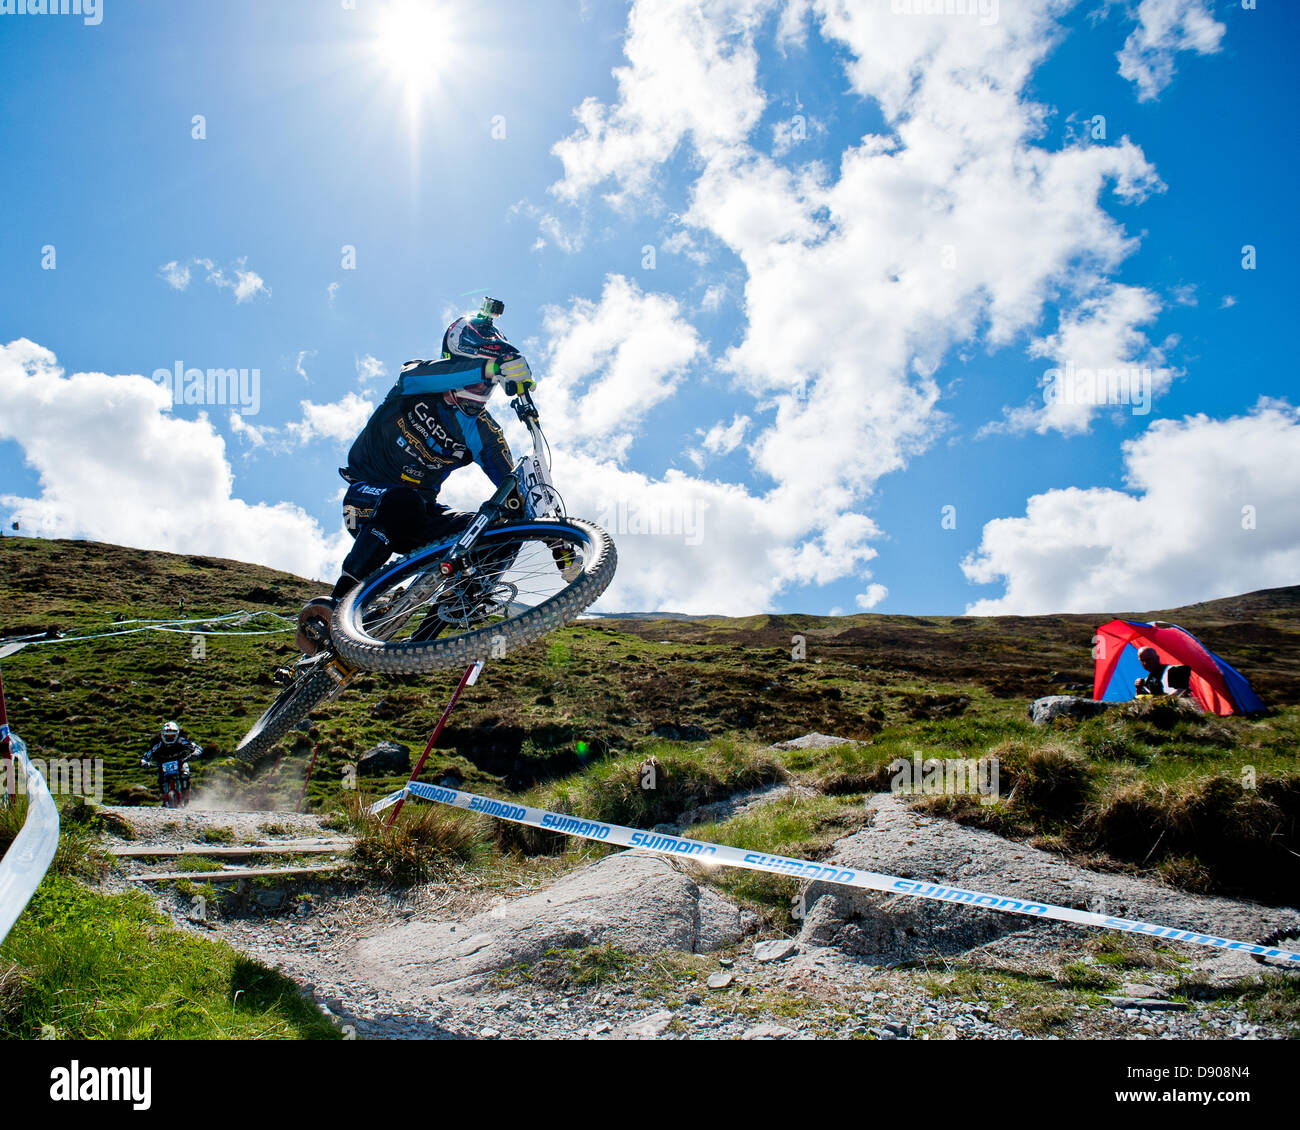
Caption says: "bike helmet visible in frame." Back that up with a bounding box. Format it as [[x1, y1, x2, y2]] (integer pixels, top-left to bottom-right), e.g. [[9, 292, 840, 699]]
[[441, 300, 518, 415], [161, 721, 180, 744], [442, 298, 515, 362]]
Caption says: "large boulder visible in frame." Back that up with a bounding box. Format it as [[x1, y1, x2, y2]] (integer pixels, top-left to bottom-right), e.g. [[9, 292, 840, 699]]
[[1027, 695, 1113, 725], [358, 741, 411, 776], [356, 849, 757, 993], [794, 794, 1300, 977], [770, 733, 858, 750]]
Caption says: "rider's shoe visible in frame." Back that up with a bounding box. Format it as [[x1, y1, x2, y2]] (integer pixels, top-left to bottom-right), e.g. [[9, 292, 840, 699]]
[[296, 596, 338, 656]]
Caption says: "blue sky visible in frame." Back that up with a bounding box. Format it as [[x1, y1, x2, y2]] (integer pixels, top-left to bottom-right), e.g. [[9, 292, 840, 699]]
[[1, 0, 1297, 616]]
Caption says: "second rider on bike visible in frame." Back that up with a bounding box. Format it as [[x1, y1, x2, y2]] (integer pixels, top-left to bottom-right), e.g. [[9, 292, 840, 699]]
[[297, 298, 534, 655]]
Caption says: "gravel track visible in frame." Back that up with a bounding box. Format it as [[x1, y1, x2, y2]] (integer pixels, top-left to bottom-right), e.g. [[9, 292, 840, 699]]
[[94, 792, 1299, 1041]]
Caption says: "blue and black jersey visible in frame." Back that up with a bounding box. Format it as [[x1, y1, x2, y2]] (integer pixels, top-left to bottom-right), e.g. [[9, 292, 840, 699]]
[[344, 357, 515, 494]]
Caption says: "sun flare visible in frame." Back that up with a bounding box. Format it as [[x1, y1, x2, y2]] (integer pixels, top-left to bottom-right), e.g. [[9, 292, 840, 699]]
[[371, 1, 450, 102]]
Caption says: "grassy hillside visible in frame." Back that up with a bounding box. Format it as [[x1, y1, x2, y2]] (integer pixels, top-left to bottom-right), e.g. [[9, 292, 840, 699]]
[[1, 536, 1297, 906]]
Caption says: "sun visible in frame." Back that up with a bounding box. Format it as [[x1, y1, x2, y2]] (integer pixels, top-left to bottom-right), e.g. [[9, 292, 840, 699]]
[[371, 1, 451, 104]]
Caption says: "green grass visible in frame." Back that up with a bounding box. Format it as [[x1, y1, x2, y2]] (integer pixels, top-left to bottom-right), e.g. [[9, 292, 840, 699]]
[[176, 855, 224, 873], [1, 795, 112, 880], [0, 875, 341, 1039], [923, 967, 1087, 1036], [902, 705, 1300, 903], [683, 793, 869, 919], [511, 739, 785, 845], [345, 794, 490, 886], [499, 943, 640, 990]]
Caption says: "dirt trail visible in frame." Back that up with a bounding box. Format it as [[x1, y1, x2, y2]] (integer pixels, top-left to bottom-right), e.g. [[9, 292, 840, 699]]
[[99, 789, 1299, 1041]]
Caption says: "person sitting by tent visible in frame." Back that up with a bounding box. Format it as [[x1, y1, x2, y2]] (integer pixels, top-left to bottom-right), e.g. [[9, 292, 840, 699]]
[[1133, 646, 1192, 699], [1095, 620, 1263, 716]]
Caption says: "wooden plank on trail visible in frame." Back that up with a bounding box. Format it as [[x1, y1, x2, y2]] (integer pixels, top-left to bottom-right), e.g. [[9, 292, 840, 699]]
[[127, 863, 348, 882], [109, 841, 351, 858]]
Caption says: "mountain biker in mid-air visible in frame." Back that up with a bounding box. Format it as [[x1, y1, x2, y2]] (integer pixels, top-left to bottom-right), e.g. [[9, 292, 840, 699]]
[[297, 298, 536, 655], [140, 720, 202, 805]]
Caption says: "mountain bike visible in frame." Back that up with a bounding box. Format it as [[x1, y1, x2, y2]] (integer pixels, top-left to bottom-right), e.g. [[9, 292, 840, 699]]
[[145, 757, 187, 808], [234, 386, 617, 767]]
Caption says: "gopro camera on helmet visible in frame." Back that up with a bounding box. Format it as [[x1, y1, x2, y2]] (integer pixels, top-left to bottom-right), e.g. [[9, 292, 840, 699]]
[[478, 297, 505, 321]]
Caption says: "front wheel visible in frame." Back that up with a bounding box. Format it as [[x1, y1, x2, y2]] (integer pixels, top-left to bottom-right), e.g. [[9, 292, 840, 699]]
[[331, 518, 616, 675]]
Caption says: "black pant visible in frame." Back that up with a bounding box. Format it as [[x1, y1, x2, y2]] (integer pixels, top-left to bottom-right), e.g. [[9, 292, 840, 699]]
[[335, 483, 473, 598]]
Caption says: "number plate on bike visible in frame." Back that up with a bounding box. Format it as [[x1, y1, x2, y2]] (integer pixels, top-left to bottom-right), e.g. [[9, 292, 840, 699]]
[[519, 457, 560, 518], [162, 760, 180, 775]]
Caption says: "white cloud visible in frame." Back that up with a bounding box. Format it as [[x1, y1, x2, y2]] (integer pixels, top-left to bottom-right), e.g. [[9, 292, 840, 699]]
[[226, 392, 374, 453], [687, 413, 750, 470], [510, 199, 586, 254], [284, 392, 375, 446], [961, 402, 1300, 615], [539, 0, 1183, 611], [855, 583, 888, 610], [356, 353, 388, 386], [295, 349, 315, 381], [989, 283, 1176, 435], [230, 262, 269, 304], [158, 260, 191, 291], [701, 413, 749, 457], [547, 454, 851, 616], [1220, 295, 1237, 310], [0, 339, 348, 582], [536, 274, 704, 461], [550, 0, 769, 209], [1117, 0, 1225, 102], [227, 411, 268, 448], [164, 256, 271, 304], [771, 109, 823, 158]]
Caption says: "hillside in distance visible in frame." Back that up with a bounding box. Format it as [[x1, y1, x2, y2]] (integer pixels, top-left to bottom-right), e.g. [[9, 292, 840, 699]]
[[3, 536, 1297, 706], [0, 536, 1296, 813]]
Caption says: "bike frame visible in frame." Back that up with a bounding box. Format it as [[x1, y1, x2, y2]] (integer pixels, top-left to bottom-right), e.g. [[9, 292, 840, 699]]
[[437, 389, 561, 571]]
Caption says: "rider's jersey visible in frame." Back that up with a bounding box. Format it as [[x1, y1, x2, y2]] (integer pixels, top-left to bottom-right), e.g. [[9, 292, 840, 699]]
[[344, 358, 515, 495], [143, 737, 200, 768]]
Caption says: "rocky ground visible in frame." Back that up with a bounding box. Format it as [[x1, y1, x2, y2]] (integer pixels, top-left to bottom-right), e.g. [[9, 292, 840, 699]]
[[97, 748, 1300, 1042]]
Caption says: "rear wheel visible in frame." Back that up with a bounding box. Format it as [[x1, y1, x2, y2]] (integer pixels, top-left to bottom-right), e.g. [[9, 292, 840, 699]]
[[234, 658, 349, 767], [332, 518, 616, 675]]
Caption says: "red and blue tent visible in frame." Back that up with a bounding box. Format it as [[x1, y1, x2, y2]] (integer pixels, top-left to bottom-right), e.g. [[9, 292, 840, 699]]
[[1092, 620, 1264, 716]]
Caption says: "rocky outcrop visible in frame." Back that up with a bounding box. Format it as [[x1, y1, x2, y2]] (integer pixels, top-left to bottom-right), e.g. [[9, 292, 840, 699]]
[[356, 849, 757, 993], [795, 794, 1300, 978], [1027, 695, 1113, 724], [358, 741, 411, 776]]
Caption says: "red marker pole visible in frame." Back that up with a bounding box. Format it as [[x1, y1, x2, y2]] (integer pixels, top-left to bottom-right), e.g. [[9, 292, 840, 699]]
[[0, 657, 12, 801], [296, 743, 321, 814], [385, 660, 482, 828]]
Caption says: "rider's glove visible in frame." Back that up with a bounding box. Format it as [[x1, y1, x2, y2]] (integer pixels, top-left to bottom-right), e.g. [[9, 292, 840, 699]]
[[490, 356, 532, 390]]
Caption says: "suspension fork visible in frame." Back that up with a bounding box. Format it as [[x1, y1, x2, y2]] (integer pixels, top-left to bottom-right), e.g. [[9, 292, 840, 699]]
[[438, 476, 525, 574]]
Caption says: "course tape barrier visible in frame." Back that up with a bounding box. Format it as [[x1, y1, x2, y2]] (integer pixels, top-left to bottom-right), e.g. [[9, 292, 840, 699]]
[[369, 781, 1300, 966], [0, 733, 60, 945], [0, 609, 295, 653]]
